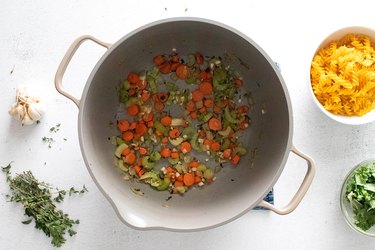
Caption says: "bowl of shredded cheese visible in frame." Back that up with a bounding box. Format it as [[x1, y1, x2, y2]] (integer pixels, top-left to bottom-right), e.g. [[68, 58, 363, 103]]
[[310, 26, 375, 125]]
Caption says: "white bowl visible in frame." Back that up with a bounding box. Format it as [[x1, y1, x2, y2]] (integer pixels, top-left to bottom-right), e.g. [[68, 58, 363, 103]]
[[309, 26, 375, 125]]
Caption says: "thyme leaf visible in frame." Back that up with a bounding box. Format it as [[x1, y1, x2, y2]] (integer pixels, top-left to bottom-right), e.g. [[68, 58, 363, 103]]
[[1, 163, 87, 247]]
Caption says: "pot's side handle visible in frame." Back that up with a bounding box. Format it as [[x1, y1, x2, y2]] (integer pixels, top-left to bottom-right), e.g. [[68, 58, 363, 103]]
[[54, 35, 111, 108], [257, 145, 316, 215]]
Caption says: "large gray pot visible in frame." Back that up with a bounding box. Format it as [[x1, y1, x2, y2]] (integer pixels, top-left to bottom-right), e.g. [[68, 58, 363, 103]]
[[55, 17, 315, 231]]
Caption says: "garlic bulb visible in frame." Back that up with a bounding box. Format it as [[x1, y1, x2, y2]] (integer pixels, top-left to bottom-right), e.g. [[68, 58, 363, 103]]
[[8, 85, 45, 125]]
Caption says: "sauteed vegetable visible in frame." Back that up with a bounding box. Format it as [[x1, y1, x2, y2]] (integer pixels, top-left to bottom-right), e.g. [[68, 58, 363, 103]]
[[113, 51, 251, 194]]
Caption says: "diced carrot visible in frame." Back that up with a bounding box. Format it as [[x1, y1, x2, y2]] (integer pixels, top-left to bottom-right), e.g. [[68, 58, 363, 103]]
[[190, 111, 197, 120], [194, 176, 202, 184], [183, 173, 195, 186], [154, 100, 165, 112], [223, 148, 232, 159], [170, 62, 179, 72], [185, 101, 196, 112], [137, 168, 145, 177], [199, 71, 212, 81], [199, 129, 206, 137], [203, 99, 214, 108], [176, 64, 190, 80], [165, 166, 175, 173], [139, 147, 147, 155], [134, 165, 142, 174], [122, 131, 134, 142], [191, 89, 204, 102], [203, 139, 213, 147], [157, 92, 169, 103], [160, 148, 171, 158], [171, 54, 180, 63], [210, 141, 221, 152], [198, 107, 206, 113], [174, 180, 184, 187], [208, 117, 222, 131], [169, 128, 180, 139], [195, 52, 204, 65], [129, 122, 137, 130], [117, 119, 130, 132], [127, 72, 140, 84], [180, 141, 192, 154], [126, 104, 140, 116], [159, 61, 171, 74], [155, 130, 163, 137], [135, 123, 147, 136], [199, 81, 213, 95], [140, 90, 151, 102], [161, 137, 169, 144], [213, 105, 221, 114], [128, 88, 136, 96], [236, 105, 249, 114], [170, 151, 180, 159], [239, 121, 249, 130], [147, 120, 154, 128], [124, 152, 136, 165], [121, 147, 131, 156], [176, 174, 183, 182], [142, 113, 153, 122], [231, 154, 241, 165], [188, 161, 200, 168], [235, 79, 244, 88], [153, 55, 166, 66], [137, 79, 147, 90], [161, 115, 172, 126]]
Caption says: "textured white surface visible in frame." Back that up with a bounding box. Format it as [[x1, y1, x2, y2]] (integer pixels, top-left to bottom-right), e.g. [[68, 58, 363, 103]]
[[1, 0, 375, 249]]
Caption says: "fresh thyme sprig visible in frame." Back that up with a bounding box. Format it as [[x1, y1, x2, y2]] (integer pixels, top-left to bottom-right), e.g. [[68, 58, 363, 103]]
[[2, 163, 87, 247]]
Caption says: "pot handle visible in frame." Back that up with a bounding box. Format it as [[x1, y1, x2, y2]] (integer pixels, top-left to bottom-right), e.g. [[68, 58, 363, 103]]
[[54, 35, 111, 107], [257, 145, 316, 215]]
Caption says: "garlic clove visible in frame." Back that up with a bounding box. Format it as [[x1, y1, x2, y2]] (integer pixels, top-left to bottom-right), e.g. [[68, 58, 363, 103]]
[[27, 103, 43, 121], [14, 104, 26, 121], [21, 113, 34, 125]]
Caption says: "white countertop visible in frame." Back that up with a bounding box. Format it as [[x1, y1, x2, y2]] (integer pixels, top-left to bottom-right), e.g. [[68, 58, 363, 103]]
[[2, 0, 375, 249]]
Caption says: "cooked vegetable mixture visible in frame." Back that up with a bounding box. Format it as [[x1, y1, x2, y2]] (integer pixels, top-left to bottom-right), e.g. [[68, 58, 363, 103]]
[[114, 51, 251, 194], [345, 161, 375, 231]]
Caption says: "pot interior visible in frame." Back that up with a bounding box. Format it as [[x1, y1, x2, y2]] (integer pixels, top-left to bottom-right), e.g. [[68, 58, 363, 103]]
[[78, 18, 292, 230]]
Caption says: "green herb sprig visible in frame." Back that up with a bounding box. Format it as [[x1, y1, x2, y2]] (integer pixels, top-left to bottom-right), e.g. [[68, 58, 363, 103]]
[[2, 163, 87, 247], [346, 161, 375, 231]]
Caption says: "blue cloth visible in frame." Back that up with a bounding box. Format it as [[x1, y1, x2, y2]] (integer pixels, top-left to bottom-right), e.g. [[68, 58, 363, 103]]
[[253, 189, 274, 210]]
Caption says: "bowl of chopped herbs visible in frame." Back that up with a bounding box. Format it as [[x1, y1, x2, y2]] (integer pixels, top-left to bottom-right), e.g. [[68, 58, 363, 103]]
[[341, 159, 375, 236]]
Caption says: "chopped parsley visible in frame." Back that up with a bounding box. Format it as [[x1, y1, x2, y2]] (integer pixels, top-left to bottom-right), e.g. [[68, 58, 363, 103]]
[[345, 161, 375, 231]]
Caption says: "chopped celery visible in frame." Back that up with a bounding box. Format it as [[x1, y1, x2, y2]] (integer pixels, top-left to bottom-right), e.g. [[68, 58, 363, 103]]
[[186, 54, 196, 67], [220, 138, 230, 151], [199, 112, 213, 123], [156, 177, 171, 191], [233, 145, 247, 156], [168, 158, 180, 165], [197, 164, 207, 172], [115, 143, 128, 158], [190, 133, 202, 152], [224, 106, 240, 124], [203, 168, 214, 179], [141, 156, 155, 170], [166, 82, 178, 92], [117, 159, 129, 172], [154, 120, 167, 134], [149, 79, 157, 93], [169, 137, 183, 146], [149, 151, 161, 161]]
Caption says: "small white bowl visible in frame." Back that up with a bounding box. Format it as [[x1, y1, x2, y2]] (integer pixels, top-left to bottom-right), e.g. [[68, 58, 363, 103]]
[[340, 159, 375, 236], [309, 26, 375, 125]]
